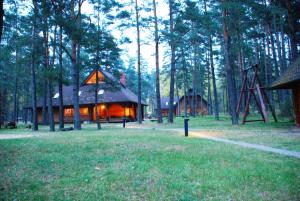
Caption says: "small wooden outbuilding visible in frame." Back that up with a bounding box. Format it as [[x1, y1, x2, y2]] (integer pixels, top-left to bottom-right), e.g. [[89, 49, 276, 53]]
[[157, 89, 209, 117], [269, 57, 300, 126]]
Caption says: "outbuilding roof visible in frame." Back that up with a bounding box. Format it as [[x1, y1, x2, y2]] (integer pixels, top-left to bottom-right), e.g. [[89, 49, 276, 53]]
[[269, 56, 300, 89]]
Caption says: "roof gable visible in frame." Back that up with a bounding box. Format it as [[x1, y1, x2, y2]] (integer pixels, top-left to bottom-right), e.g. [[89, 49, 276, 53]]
[[82, 70, 105, 85]]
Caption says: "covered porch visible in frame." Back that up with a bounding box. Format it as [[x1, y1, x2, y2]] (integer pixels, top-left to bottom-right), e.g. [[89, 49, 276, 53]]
[[50, 102, 141, 123]]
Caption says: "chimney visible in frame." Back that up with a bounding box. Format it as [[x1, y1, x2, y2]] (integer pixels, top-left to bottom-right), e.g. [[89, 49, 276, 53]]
[[120, 73, 126, 86]]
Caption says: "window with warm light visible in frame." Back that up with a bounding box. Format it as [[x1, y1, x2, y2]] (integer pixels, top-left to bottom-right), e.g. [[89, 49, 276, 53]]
[[125, 108, 130, 116], [86, 71, 105, 84], [64, 108, 74, 116], [79, 108, 89, 115]]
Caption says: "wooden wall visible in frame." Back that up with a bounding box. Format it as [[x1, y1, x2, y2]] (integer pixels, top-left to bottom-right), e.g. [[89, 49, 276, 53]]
[[160, 96, 208, 117], [293, 82, 300, 126], [178, 95, 208, 116]]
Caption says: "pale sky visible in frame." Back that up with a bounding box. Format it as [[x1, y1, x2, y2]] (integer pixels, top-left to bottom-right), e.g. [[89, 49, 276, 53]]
[[4, 0, 170, 72], [82, 0, 170, 72]]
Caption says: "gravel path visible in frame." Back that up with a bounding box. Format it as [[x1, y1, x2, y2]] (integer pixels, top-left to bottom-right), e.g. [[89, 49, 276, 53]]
[[189, 131, 300, 159], [0, 134, 37, 139], [127, 126, 300, 159]]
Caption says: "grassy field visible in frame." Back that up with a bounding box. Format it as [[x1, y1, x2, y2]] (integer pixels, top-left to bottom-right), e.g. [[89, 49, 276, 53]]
[[0, 125, 300, 201], [144, 115, 295, 131]]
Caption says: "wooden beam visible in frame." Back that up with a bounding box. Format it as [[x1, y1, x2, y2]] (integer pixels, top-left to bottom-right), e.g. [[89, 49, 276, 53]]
[[256, 84, 268, 122], [236, 71, 247, 114]]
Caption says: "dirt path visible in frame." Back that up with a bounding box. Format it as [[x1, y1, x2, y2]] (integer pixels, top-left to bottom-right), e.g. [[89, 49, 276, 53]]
[[188, 131, 300, 159], [127, 126, 300, 159], [0, 134, 37, 139]]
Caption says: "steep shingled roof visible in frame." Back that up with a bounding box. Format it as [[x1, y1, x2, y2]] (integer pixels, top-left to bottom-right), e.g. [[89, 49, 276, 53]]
[[160, 97, 180, 110], [35, 69, 146, 108], [159, 89, 209, 110], [269, 56, 300, 89]]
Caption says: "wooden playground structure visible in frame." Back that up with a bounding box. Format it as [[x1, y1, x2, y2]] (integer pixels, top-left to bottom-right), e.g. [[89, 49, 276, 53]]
[[236, 64, 277, 124]]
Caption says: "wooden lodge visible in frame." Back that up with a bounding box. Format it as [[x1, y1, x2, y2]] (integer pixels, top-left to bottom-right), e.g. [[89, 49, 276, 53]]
[[270, 56, 300, 126], [158, 89, 209, 117], [31, 69, 146, 123]]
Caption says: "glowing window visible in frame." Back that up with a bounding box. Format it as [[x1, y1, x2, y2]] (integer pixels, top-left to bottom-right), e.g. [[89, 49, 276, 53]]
[[79, 108, 89, 115], [53, 93, 59, 98], [78, 91, 82, 96], [166, 102, 168, 106], [98, 89, 104, 95], [125, 108, 130, 116], [86, 71, 105, 84], [64, 108, 74, 116]]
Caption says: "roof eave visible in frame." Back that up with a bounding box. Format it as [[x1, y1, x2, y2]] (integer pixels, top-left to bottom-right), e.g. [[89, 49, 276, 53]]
[[269, 79, 300, 90]]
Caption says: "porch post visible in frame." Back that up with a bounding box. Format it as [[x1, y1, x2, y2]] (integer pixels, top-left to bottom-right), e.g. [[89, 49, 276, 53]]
[[293, 84, 300, 126], [106, 104, 110, 123], [88, 106, 93, 122], [142, 105, 144, 120], [24, 108, 28, 124], [30, 108, 33, 123]]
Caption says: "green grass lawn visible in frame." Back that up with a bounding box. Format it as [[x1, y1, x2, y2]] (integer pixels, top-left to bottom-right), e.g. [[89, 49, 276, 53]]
[[134, 115, 300, 152], [145, 115, 295, 131], [0, 126, 300, 201]]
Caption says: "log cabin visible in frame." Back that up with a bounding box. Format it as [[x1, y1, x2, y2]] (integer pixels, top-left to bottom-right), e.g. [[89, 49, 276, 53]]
[[158, 89, 209, 117], [159, 96, 179, 117], [269, 56, 300, 126], [29, 69, 146, 123]]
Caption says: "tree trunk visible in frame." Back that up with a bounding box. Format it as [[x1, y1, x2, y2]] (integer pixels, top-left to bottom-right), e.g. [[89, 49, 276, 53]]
[[31, 0, 38, 131], [71, 0, 81, 130], [42, 81, 48, 125], [265, 29, 274, 105], [286, 1, 298, 62], [280, 23, 287, 72], [182, 47, 187, 118], [274, 17, 286, 103], [58, 25, 64, 129], [95, 70, 101, 129], [280, 22, 290, 102], [42, 4, 55, 131], [267, 23, 279, 79], [47, 81, 55, 131], [175, 75, 180, 116], [274, 18, 283, 73], [13, 47, 19, 122], [192, 43, 197, 117], [204, 0, 219, 119], [222, 1, 238, 125], [95, 3, 101, 129], [207, 53, 212, 115], [0, 0, 3, 43], [208, 36, 219, 120], [153, 0, 162, 123], [0, 89, 2, 128], [71, 41, 81, 129], [168, 0, 175, 123], [135, 0, 142, 124]]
